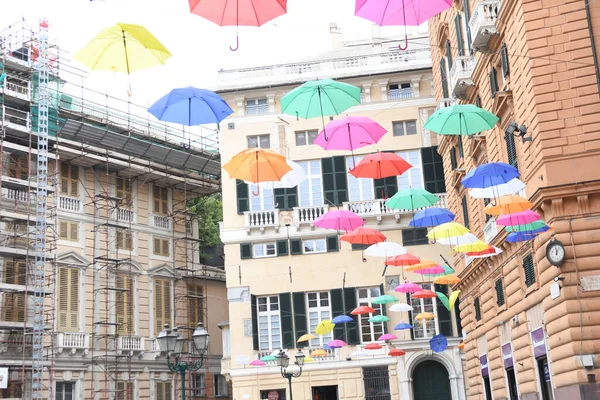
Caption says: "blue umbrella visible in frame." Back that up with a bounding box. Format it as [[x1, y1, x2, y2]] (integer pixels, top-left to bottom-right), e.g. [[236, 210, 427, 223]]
[[505, 225, 550, 235], [410, 207, 455, 228], [148, 86, 233, 126], [430, 334, 448, 353], [394, 322, 413, 330], [507, 232, 539, 243], [461, 162, 520, 189], [332, 315, 353, 324]]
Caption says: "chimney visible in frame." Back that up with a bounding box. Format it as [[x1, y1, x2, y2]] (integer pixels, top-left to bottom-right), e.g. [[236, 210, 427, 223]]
[[330, 22, 344, 49]]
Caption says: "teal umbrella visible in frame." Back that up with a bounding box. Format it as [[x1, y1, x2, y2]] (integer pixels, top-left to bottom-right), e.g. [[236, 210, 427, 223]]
[[505, 220, 547, 233], [368, 315, 390, 323], [385, 188, 439, 211], [372, 295, 399, 305], [424, 104, 499, 136], [260, 355, 276, 362], [280, 79, 361, 140]]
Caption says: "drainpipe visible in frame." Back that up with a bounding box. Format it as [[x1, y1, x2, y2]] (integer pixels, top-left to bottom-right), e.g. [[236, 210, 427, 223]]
[[584, 0, 600, 92]]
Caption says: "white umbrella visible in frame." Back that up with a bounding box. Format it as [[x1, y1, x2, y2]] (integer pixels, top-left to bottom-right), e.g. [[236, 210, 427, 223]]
[[389, 303, 413, 312], [437, 233, 480, 246], [365, 242, 407, 258], [244, 159, 306, 189], [469, 178, 526, 199]]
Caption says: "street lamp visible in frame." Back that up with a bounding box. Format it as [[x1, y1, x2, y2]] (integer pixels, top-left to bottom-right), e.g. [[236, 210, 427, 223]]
[[275, 349, 305, 400], [157, 323, 210, 400]]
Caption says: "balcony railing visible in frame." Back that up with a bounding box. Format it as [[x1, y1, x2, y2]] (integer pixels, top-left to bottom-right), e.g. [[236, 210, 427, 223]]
[[243, 210, 279, 231], [293, 205, 328, 227], [343, 194, 447, 220], [4, 77, 31, 101], [245, 104, 269, 115], [437, 98, 457, 110], [483, 218, 499, 243], [117, 335, 145, 353], [1, 106, 30, 132], [469, 0, 501, 49], [388, 88, 413, 100], [307, 346, 337, 361], [56, 332, 89, 354], [153, 215, 171, 230], [450, 56, 476, 99], [58, 196, 82, 213], [115, 207, 135, 223], [2, 187, 31, 204]]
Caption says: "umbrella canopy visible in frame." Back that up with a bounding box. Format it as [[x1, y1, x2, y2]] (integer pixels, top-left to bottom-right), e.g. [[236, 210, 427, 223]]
[[245, 159, 307, 190], [385, 188, 439, 211], [434, 274, 461, 285], [394, 322, 413, 330], [314, 116, 386, 151], [351, 306, 376, 315], [327, 339, 347, 348], [260, 355, 276, 362], [369, 315, 391, 323], [372, 295, 399, 305], [249, 359, 266, 366], [485, 196, 533, 216], [340, 227, 386, 245], [310, 349, 328, 357], [469, 178, 526, 199], [505, 220, 548, 233], [410, 207, 455, 228], [189, 0, 287, 26], [297, 333, 317, 343], [412, 290, 437, 299], [148, 87, 233, 125], [427, 222, 470, 240], [458, 342, 465, 350], [507, 232, 539, 243], [394, 282, 422, 293], [462, 162, 520, 189], [223, 148, 291, 183], [313, 210, 365, 232], [424, 104, 499, 136], [355, 0, 452, 26], [378, 333, 397, 341], [389, 349, 406, 357], [404, 259, 438, 272], [454, 241, 490, 253], [414, 266, 446, 275], [315, 320, 335, 335], [74, 23, 171, 74], [332, 315, 354, 324], [466, 246, 503, 258], [386, 253, 421, 268], [365, 242, 407, 258], [349, 152, 412, 179], [415, 312, 436, 320], [436, 233, 480, 247], [430, 334, 448, 353], [496, 210, 542, 226], [364, 343, 383, 350], [304, 356, 315, 363], [389, 303, 413, 312]]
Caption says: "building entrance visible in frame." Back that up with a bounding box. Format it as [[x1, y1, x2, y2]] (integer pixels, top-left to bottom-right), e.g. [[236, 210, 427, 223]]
[[412, 360, 451, 400], [312, 385, 338, 400]]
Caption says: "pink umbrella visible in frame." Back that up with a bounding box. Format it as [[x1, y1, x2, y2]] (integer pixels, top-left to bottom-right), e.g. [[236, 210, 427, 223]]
[[313, 210, 365, 232], [249, 360, 266, 366], [327, 339, 347, 348], [413, 266, 446, 275], [496, 210, 542, 226], [314, 116, 386, 151], [378, 333, 397, 341], [395, 282, 421, 293]]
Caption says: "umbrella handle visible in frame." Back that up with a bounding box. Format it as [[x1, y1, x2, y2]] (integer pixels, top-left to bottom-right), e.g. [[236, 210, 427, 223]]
[[252, 186, 260, 196], [398, 34, 409, 50], [230, 35, 239, 51], [382, 264, 388, 277]]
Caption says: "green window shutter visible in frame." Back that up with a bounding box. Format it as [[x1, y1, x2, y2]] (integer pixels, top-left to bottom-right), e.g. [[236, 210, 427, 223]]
[[276, 240, 289, 256], [251, 295, 259, 351], [450, 147, 457, 170], [455, 14, 464, 56], [505, 130, 519, 171], [495, 279, 505, 306], [457, 135, 464, 159], [290, 239, 302, 255], [475, 94, 481, 108], [440, 59, 449, 98], [321, 156, 348, 206], [240, 243, 252, 259], [344, 288, 360, 345], [402, 229, 429, 246], [454, 297, 463, 338], [464, 0, 472, 53], [326, 236, 339, 252], [407, 294, 415, 340], [490, 68, 498, 98], [374, 176, 398, 199], [501, 43, 510, 78], [274, 187, 298, 211], [379, 284, 388, 334], [523, 254, 536, 287], [351, 243, 369, 251], [330, 289, 347, 342], [461, 196, 470, 229], [446, 39, 453, 68], [435, 284, 453, 336], [292, 292, 308, 348], [474, 297, 482, 321], [236, 180, 249, 214], [421, 146, 446, 194], [279, 293, 294, 349]]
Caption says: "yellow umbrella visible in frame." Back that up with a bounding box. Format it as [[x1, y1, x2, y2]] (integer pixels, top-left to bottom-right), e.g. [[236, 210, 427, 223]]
[[485, 195, 533, 216], [454, 240, 490, 252], [310, 349, 328, 357], [433, 274, 461, 285], [315, 320, 335, 335], [297, 333, 317, 343], [304, 356, 315, 363], [75, 23, 171, 74], [415, 312, 436, 320], [427, 222, 470, 240]]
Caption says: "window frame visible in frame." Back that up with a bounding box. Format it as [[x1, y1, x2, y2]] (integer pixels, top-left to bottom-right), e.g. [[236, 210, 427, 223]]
[[153, 236, 171, 258], [392, 120, 418, 136], [246, 133, 271, 149], [57, 266, 80, 332], [302, 239, 327, 254], [356, 287, 385, 343], [346, 155, 375, 202], [193, 373, 206, 397], [245, 98, 268, 115], [297, 160, 324, 207], [249, 184, 274, 211], [397, 150, 424, 190], [253, 243, 276, 258], [388, 82, 412, 100], [410, 283, 439, 339], [306, 291, 333, 347], [294, 130, 318, 146], [154, 278, 172, 335], [115, 274, 135, 335], [58, 220, 80, 242], [60, 163, 79, 197], [152, 185, 169, 216], [257, 295, 281, 351], [55, 382, 75, 400], [155, 381, 172, 400], [214, 374, 228, 397]]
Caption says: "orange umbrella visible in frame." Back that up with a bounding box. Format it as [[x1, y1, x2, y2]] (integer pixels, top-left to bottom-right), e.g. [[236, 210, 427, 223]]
[[412, 290, 437, 299], [349, 152, 412, 180], [222, 148, 292, 184], [415, 312, 436, 320], [340, 227, 386, 245], [351, 305, 376, 315], [364, 343, 382, 350], [386, 253, 420, 267], [485, 195, 532, 216], [310, 349, 328, 357], [433, 274, 461, 285], [404, 259, 438, 272], [458, 342, 465, 350]]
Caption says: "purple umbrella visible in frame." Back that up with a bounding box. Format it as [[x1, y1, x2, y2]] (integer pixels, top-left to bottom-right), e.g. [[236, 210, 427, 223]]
[[313, 210, 365, 232]]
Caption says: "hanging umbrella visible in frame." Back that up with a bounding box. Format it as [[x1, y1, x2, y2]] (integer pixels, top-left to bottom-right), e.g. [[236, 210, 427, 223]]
[[410, 207, 455, 228], [414, 266, 446, 275], [340, 227, 386, 245], [394, 282, 421, 293], [496, 210, 542, 226], [469, 178, 526, 199], [434, 274, 461, 285], [297, 333, 317, 343], [313, 210, 365, 232], [389, 349, 406, 357], [394, 322, 413, 330], [351, 306, 376, 315], [485, 196, 533, 216], [436, 232, 480, 247], [249, 359, 266, 366], [415, 312, 436, 320], [372, 295, 399, 305], [430, 334, 448, 353], [412, 290, 437, 299], [364, 343, 383, 350], [281, 79, 361, 141], [436, 292, 450, 311], [458, 342, 465, 350], [314, 116, 387, 152], [315, 320, 335, 335], [386, 253, 421, 268], [507, 232, 542, 243], [327, 339, 347, 348], [389, 303, 413, 312], [222, 148, 291, 185], [462, 163, 520, 189], [385, 188, 439, 211], [244, 159, 307, 190], [260, 355, 276, 362], [427, 222, 470, 241], [454, 241, 490, 253], [189, 0, 287, 51], [404, 259, 438, 272], [379, 333, 397, 341], [449, 291, 461, 310], [505, 220, 548, 233], [349, 152, 412, 180], [424, 104, 499, 136], [466, 246, 502, 258], [304, 356, 315, 363], [310, 349, 328, 357], [332, 315, 353, 324], [365, 242, 407, 258], [148, 87, 233, 125], [369, 315, 391, 323]]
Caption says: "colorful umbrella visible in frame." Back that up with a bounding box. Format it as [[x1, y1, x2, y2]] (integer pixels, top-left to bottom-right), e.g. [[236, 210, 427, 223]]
[[394, 282, 421, 293], [505, 220, 547, 233], [327, 339, 347, 348], [485, 196, 533, 216], [462, 162, 520, 189], [148, 87, 233, 126], [372, 295, 399, 305], [507, 232, 541, 243], [340, 227, 386, 245], [378, 333, 397, 341], [389, 349, 406, 356], [310, 349, 328, 357], [297, 333, 317, 343], [404, 259, 438, 272], [458, 342, 465, 350], [189, 0, 287, 50], [365, 242, 407, 258], [314, 116, 386, 151], [369, 315, 390, 323], [281, 79, 361, 140], [351, 306, 376, 315], [260, 355, 276, 362], [385, 188, 439, 211], [469, 178, 526, 199], [410, 207, 455, 228], [466, 246, 502, 258], [434, 274, 461, 285], [349, 152, 412, 180], [424, 104, 499, 136], [249, 359, 266, 366], [415, 312, 436, 320], [496, 210, 542, 226], [394, 322, 413, 330], [454, 241, 490, 252], [304, 356, 315, 363], [313, 210, 365, 232], [412, 290, 437, 299], [386, 253, 421, 268], [223, 148, 292, 185], [436, 292, 450, 311], [364, 343, 382, 350], [244, 159, 306, 190], [389, 303, 413, 312], [315, 320, 335, 335], [430, 334, 448, 353], [427, 222, 470, 241], [437, 233, 480, 247], [449, 291, 461, 310], [412, 266, 446, 275], [332, 315, 353, 324]]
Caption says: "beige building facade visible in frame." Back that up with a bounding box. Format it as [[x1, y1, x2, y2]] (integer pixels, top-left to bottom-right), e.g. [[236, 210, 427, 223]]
[[217, 27, 467, 400], [428, 0, 600, 399]]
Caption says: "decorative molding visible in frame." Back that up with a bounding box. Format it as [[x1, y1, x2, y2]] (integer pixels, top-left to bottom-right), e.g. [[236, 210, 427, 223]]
[[577, 194, 590, 215]]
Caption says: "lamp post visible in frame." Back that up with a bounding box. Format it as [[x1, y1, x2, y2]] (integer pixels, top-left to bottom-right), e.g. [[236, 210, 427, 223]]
[[157, 323, 210, 400], [275, 349, 305, 400]]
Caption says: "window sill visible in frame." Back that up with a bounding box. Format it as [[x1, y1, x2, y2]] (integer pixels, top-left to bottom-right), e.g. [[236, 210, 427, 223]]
[[524, 283, 539, 297], [496, 303, 507, 314]]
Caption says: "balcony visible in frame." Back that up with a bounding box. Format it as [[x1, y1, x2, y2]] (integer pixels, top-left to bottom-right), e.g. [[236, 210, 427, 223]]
[[1, 106, 30, 133], [56, 332, 89, 355], [243, 210, 279, 233], [483, 218, 499, 243], [388, 88, 413, 100], [437, 98, 457, 110], [117, 335, 145, 354], [152, 215, 171, 230], [450, 56, 476, 99], [469, 0, 501, 50], [3, 77, 31, 103], [293, 205, 328, 228], [115, 207, 135, 224], [343, 194, 447, 223], [58, 196, 82, 213]]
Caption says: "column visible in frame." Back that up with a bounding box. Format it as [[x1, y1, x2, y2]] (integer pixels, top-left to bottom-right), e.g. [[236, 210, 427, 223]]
[[266, 94, 276, 113], [360, 81, 372, 103], [235, 97, 245, 117], [378, 79, 389, 101], [411, 78, 421, 97]]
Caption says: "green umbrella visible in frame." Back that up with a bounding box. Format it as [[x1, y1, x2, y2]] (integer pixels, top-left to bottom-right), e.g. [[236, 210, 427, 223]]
[[372, 295, 399, 305], [385, 188, 439, 211], [424, 104, 499, 136], [368, 315, 390, 323], [505, 220, 547, 233], [280, 79, 361, 140], [260, 355, 276, 362]]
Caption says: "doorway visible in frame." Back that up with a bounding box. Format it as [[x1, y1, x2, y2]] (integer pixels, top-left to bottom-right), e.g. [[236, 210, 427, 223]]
[[412, 360, 451, 400], [537, 356, 554, 400], [312, 385, 338, 400]]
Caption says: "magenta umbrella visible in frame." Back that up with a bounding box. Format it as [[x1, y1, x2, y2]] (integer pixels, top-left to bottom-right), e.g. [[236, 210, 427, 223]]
[[413, 265, 446, 275], [355, 0, 452, 49], [496, 210, 542, 226], [314, 116, 387, 151], [249, 360, 266, 366], [395, 282, 421, 293], [313, 210, 365, 232], [327, 339, 347, 348], [378, 333, 398, 341]]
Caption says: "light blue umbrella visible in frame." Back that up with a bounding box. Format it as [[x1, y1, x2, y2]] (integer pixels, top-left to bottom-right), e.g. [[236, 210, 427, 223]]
[[410, 207, 455, 227], [461, 162, 520, 189], [332, 315, 353, 324], [394, 322, 413, 330]]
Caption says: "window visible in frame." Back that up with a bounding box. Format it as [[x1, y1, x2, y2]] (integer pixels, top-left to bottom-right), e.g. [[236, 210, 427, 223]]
[[156, 381, 172, 400], [490, 67, 499, 98], [321, 156, 348, 206], [462, 196, 470, 229], [307, 292, 333, 346], [475, 94, 482, 108], [260, 389, 286, 400], [392, 120, 417, 136], [495, 278, 505, 306], [457, 135, 464, 159], [116, 177, 132, 207], [116, 275, 133, 335], [446, 39, 453, 68], [60, 163, 79, 197], [295, 130, 318, 146], [455, 13, 465, 56], [450, 147, 458, 170], [347, 156, 374, 202], [153, 185, 169, 216], [501, 43, 510, 78], [57, 267, 79, 331], [421, 146, 446, 194], [483, 198, 492, 222], [56, 382, 74, 400], [154, 279, 171, 335], [247, 134, 270, 149], [303, 239, 326, 254], [410, 283, 437, 339], [8, 155, 28, 180], [474, 297, 482, 321], [363, 366, 391, 400], [116, 381, 133, 400], [153, 237, 170, 257], [357, 287, 385, 343], [249, 184, 274, 211], [59, 220, 79, 242], [523, 254, 536, 287], [274, 187, 298, 210], [116, 230, 132, 250], [257, 296, 281, 350], [245, 98, 268, 115], [464, 0, 472, 54], [440, 58, 450, 98], [188, 283, 204, 334], [397, 150, 423, 190], [214, 374, 228, 397], [505, 130, 519, 171], [253, 243, 276, 258], [193, 373, 205, 397], [298, 160, 323, 207], [402, 228, 428, 246], [3, 261, 26, 322], [236, 180, 250, 213], [388, 83, 412, 99], [351, 243, 369, 251]]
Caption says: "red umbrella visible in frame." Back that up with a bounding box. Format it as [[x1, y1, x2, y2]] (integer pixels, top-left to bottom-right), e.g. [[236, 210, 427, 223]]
[[349, 152, 412, 181], [340, 227, 386, 245], [386, 253, 420, 267], [189, 0, 287, 50], [365, 343, 383, 350], [412, 290, 437, 299], [351, 306, 376, 315], [389, 349, 406, 357]]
